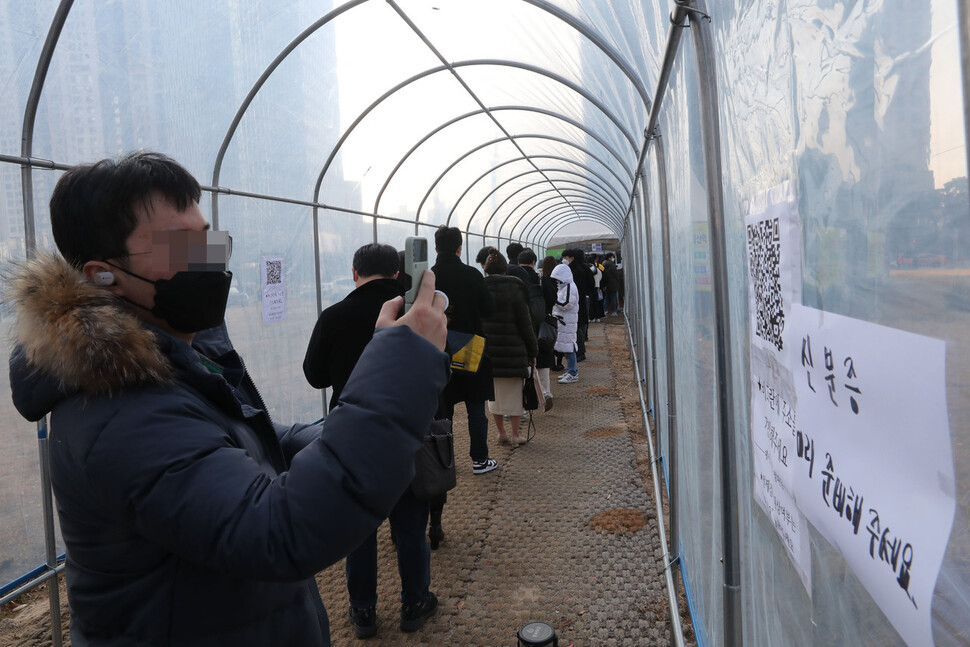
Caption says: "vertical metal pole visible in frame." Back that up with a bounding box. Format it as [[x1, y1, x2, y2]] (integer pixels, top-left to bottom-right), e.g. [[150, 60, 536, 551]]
[[654, 134, 681, 564], [37, 419, 63, 647], [20, 4, 73, 645], [688, 2, 742, 645], [640, 172, 663, 468], [635, 197, 648, 390], [21, 0, 75, 258], [959, 0, 970, 181], [312, 205, 327, 418], [629, 194, 643, 369]]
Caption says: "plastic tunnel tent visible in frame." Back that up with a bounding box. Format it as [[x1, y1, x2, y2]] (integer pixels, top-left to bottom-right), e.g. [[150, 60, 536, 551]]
[[0, 0, 969, 645]]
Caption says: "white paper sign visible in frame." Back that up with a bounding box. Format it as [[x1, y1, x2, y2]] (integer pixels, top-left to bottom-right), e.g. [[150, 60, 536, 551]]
[[745, 182, 811, 588], [785, 305, 954, 647], [750, 345, 812, 590], [260, 255, 286, 324]]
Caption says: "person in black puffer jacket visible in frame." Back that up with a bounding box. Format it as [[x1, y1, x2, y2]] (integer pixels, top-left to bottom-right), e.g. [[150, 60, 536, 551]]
[[481, 250, 538, 446]]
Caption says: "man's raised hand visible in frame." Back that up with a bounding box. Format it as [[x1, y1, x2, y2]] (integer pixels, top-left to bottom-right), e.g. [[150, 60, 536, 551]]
[[375, 270, 448, 350]]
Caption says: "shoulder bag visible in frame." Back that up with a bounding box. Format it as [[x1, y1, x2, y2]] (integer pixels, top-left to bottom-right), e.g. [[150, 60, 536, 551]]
[[522, 365, 541, 411], [447, 330, 486, 374], [411, 418, 457, 500], [537, 314, 558, 353]]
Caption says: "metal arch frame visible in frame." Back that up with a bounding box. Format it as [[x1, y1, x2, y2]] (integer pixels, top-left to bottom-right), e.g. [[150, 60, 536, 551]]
[[528, 201, 624, 242], [210, 0, 369, 228], [495, 193, 612, 243], [652, 133, 681, 588], [493, 186, 623, 243], [519, 0, 652, 112], [491, 191, 622, 241], [312, 58, 642, 211], [533, 213, 622, 248], [534, 213, 620, 247], [499, 194, 584, 242], [525, 202, 615, 243], [386, 0, 650, 231], [474, 142, 629, 232], [687, 3, 741, 644], [376, 105, 636, 216], [206, 0, 655, 267], [411, 131, 625, 230], [477, 173, 627, 227], [17, 1, 74, 644], [466, 161, 627, 232], [205, 0, 656, 232], [387, 1, 578, 230], [447, 154, 630, 230], [533, 204, 617, 238], [505, 191, 623, 239], [525, 196, 623, 233], [506, 184, 621, 243], [504, 168, 629, 241]]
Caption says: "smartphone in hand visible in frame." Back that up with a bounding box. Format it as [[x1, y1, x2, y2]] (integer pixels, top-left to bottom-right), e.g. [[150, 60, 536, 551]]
[[403, 236, 428, 313]]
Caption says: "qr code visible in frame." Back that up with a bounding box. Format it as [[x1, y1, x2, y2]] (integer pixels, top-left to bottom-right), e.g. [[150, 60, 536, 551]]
[[266, 260, 282, 285], [747, 217, 784, 351]]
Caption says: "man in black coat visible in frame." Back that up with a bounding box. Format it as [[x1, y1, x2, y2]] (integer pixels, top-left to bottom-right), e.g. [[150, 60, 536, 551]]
[[518, 249, 554, 411], [304, 245, 405, 411], [431, 226, 497, 475], [601, 252, 621, 316], [303, 243, 438, 638], [506, 241, 529, 283]]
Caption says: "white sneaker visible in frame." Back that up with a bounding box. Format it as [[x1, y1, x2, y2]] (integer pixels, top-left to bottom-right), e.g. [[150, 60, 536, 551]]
[[472, 458, 498, 474], [558, 373, 579, 384]]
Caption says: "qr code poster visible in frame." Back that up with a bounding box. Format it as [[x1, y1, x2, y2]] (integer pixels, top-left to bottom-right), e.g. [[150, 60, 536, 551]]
[[744, 181, 801, 353], [261, 255, 286, 324]]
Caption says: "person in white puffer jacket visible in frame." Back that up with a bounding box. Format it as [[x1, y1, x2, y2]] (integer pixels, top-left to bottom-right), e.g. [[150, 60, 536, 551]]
[[551, 263, 580, 383]]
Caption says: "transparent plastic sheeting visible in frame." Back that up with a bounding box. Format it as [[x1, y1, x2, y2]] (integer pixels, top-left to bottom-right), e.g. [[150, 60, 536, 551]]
[[635, 1, 968, 645], [0, 1, 968, 646]]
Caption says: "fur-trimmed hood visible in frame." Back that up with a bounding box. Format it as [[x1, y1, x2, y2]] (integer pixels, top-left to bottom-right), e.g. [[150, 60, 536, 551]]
[[7, 253, 173, 419]]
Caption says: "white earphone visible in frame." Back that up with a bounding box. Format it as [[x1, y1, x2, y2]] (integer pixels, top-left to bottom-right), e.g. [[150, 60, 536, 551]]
[[93, 271, 116, 286]]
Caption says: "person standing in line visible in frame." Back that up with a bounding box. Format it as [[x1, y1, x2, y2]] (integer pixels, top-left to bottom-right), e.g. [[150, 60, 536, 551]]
[[7, 152, 449, 647], [432, 227, 496, 475], [562, 249, 594, 362], [505, 241, 529, 283], [541, 255, 564, 372], [475, 245, 494, 268], [519, 249, 554, 411], [589, 253, 605, 322], [481, 250, 538, 445], [552, 263, 580, 383], [602, 252, 621, 316], [427, 227, 497, 551], [303, 243, 438, 638]]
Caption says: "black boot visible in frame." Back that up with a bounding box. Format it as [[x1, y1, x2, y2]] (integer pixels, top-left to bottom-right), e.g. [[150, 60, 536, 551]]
[[428, 508, 444, 550]]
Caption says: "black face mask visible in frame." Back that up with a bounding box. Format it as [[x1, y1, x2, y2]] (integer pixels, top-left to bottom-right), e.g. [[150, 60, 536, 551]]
[[107, 263, 233, 333]]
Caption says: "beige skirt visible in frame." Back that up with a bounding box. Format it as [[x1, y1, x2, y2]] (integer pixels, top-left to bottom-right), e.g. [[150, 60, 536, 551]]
[[488, 377, 525, 416]]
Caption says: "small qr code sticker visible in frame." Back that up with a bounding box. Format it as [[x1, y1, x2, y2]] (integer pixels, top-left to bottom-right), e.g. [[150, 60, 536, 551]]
[[266, 260, 282, 285], [747, 217, 784, 351]]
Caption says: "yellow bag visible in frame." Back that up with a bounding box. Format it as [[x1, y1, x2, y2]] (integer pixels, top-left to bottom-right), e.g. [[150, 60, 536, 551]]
[[448, 331, 486, 373]]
